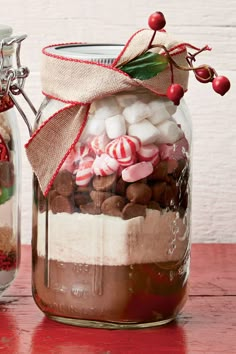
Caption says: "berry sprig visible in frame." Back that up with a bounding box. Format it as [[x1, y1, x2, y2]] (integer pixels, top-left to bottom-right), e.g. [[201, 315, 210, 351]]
[[147, 11, 231, 105]]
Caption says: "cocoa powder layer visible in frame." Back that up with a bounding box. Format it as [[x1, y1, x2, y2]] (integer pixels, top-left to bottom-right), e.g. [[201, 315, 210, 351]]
[[33, 256, 188, 323]]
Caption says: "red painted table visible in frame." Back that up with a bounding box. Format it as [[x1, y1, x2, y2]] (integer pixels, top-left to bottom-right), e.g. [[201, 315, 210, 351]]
[[0, 244, 236, 354]]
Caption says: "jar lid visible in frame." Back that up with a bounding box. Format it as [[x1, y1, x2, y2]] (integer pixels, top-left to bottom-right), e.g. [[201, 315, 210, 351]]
[[0, 24, 13, 41], [47, 44, 124, 65]]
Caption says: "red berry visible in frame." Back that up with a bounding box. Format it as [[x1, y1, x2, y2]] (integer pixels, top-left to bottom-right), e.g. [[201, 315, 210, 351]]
[[194, 66, 214, 83], [148, 12, 166, 31], [166, 84, 184, 105], [212, 76, 231, 96]]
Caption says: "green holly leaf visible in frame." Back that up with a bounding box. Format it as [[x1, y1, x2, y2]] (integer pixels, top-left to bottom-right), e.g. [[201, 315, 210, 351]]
[[119, 52, 169, 80]]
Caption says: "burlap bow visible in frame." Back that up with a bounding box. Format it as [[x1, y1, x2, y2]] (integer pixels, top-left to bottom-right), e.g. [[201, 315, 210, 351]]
[[25, 29, 190, 196]]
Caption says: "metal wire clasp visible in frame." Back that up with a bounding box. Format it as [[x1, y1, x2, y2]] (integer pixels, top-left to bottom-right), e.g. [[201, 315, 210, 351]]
[[0, 34, 36, 136]]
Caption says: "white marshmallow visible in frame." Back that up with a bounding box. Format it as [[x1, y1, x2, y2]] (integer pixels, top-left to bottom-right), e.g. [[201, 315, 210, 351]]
[[94, 96, 121, 119], [123, 101, 151, 124], [80, 114, 105, 142], [116, 94, 138, 107], [105, 114, 126, 139], [128, 119, 161, 145], [155, 120, 184, 144], [148, 99, 171, 125]]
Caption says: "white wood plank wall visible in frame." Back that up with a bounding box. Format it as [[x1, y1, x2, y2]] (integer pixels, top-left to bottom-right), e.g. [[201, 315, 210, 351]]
[[3, 0, 236, 243]]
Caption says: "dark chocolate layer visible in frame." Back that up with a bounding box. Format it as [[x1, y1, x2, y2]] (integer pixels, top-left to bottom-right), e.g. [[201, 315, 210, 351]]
[[32, 255, 189, 323]]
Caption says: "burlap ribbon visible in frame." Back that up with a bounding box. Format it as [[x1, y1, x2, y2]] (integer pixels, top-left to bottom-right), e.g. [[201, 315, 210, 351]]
[[25, 29, 190, 196]]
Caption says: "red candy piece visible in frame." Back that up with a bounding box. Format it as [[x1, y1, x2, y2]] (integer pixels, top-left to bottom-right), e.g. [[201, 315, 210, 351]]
[[118, 155, 137, 167], [106, 135, 141, 160], [0, 133, 10, 161], [137, 144, 160, 166], [122, 161, 153, 182], [93, 153, 120, 176], [90, 133, 110, 156], [75, 144, 91, 158], [75, 157, 94, 186]]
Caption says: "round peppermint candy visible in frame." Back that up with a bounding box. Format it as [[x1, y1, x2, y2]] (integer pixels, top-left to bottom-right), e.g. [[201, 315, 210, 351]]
[[105, 135, 141, 160]]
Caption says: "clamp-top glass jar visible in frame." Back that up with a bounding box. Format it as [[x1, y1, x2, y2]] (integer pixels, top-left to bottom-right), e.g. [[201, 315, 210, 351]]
[[31, 42, 191, 328], [0, 25, 21, 294], [0, 25, 34, 295]]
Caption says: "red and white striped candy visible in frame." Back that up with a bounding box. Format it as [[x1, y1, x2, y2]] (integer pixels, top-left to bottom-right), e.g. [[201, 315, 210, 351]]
[[90, 133, 110, 156], [137, 144, 160, 166], [105, 135, 141, 160], [75, 157, 94, 186], [118, 154, 137, 167], [74, 142, 94, 161], [122, 161, 153, 182], [93, 153, 119, 176]]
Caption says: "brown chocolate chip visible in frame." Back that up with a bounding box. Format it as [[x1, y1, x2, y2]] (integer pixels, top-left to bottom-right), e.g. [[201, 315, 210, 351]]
[[80, 202, 101, 215], [152, 178, 180, 208], [53, 170, 74, 197], [92, 174, 117, 192], [126, 182, 152, 205], [147, 201, 161, 211], [74, 192, 91, 207], [90, 190, 113, 207], [152, 182, 166, 203], [101, 196, 126, 217], [51, 195, 73, 214], [122, 203, 146, 220], [75, 185, 91, 193], [148, 161, 169, 182], [0, 161, 14, 188], [48, 190, 59, 210], [115, 177, 127, 196]]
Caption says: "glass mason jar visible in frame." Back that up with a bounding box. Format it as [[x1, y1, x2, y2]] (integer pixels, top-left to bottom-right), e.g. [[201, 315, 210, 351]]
[[0, 25, 21, 295], [32, 44, 191, 328]]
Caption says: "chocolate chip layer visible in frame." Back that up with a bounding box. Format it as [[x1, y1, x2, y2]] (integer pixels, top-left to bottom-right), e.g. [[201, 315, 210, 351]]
[[37, 155, 189, 218]]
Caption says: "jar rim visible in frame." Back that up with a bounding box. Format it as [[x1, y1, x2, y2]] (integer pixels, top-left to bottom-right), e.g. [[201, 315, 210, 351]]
[[46, 43, 124, 64]]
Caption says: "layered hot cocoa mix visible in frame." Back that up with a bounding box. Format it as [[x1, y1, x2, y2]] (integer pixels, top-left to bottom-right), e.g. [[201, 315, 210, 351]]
[[0, 111, 17, 291], [32, 94, 190, 324]]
